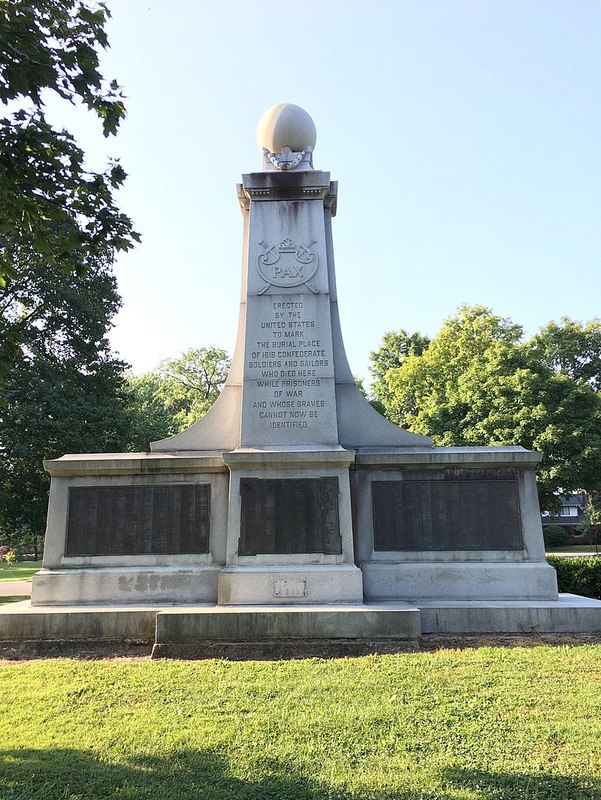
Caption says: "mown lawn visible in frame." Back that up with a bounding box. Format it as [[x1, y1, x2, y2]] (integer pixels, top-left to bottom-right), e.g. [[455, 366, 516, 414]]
[[0, 595, 23, 605], [1, 646, 600, 799], [0, 561, 42, 581]]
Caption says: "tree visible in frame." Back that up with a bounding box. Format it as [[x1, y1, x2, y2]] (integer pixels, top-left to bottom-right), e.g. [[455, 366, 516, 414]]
[[124, 348, 232, 450], [530, 317, 601, 390], [0, 249, 130, 556], [0, 0, 139, 384], [354, 376, 386, 415], [371, 306, 601, 509], [121, 372, 179, 453], [369, 329, 430, 409]]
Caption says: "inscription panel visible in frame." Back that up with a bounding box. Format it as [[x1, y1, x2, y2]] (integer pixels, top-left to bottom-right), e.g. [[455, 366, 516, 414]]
[[239, 477, 341, 555], [66, 484, 211, 556], [241, 291, 338, 445], [372, 479, 523, 551]]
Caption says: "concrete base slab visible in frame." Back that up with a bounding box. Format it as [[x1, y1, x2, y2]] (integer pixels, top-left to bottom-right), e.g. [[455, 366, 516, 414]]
[[0, 600, 164, 639], [2, 595, 599, 648], [217, 564, 364, 605], [416, 594, 601, 633], [156, 602, 421, 642], [31, 566, 220, 605]]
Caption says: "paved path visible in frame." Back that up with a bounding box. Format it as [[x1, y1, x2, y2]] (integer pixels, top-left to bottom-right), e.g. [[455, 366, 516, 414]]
[[0, 580, 31, 596]]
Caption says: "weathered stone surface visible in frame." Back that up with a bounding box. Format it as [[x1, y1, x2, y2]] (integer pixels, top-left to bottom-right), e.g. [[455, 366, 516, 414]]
[[0, 600, 159, 639], [363, 562, 558, 602], [155, 603, 421, 641], [31, 566, 220, 606], [217, 565, 363, 605], [416, 595, 601, 633]]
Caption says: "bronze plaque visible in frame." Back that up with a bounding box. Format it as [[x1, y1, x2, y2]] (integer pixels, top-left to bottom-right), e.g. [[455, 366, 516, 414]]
[[66, 484, 210, 556], [239, 477, 341, 555], [372, 478, 522, 551]]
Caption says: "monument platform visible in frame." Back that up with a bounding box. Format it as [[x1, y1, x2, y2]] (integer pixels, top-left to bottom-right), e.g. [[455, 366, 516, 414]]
[[2, 595, 600, 659], [417, 595, 601, 634]]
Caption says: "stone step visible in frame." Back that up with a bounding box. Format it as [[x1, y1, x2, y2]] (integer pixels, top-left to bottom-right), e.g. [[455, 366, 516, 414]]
[[2, 597, 600, 657], [415, 594, 601, 634], [154, 602, 421, 644], [0, 600, 161, 640]]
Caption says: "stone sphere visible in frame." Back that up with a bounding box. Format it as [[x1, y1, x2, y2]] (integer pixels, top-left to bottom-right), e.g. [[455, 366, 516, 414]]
[[256, 103, 317, 153]]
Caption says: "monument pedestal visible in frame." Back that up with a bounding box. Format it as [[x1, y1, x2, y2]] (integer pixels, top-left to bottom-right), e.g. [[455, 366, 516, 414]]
[[353, 446, 559, 603], [217, 566, 363, 605], [219, 448, 363, 604], [29, 452, 229, 605]]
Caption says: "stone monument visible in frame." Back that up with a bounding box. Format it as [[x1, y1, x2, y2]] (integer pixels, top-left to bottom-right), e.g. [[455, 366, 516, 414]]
[[1, 103, 599, 647]]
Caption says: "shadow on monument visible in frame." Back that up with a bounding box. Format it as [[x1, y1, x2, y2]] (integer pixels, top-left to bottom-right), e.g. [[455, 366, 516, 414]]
[[1, 747, 599, 799]]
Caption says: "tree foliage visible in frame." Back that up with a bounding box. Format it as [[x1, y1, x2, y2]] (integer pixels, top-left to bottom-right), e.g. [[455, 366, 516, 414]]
[[370, 306, 601, 508], [0, 249, 130, 554], [124, 348, 231, 450], [530, 317, 601, 390], [0, 0, 139, 276], [369, 329, 430, 409], [0, 0, 139, 387]]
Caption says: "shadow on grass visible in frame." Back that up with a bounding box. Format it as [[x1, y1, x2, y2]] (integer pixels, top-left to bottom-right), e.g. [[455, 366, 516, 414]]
[[2, 748, 600, 800], [442, 766, 601, 799], [0, 746, 443, 800], [0, 596, 23, 606]]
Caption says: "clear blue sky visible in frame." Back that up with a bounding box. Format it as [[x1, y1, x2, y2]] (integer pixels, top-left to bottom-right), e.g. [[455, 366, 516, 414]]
[[49, 1, 601, 384]]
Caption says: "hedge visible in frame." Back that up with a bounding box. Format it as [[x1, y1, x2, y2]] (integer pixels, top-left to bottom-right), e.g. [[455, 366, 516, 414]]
[[543, 525, 569, 547], [547, 555, 601, 600]]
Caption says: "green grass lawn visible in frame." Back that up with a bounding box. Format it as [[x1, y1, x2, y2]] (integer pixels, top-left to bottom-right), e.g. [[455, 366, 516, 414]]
[[1, 646, 600, 799], [546, 546, 600, 555], [0, 560, 42, 581], [0, 595, 23, 605]]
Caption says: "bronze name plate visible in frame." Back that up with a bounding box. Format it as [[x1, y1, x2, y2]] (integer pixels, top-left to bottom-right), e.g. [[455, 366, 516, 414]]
[[239, 477, 341, 555], [372, 478, 523, 551], [66, 484, 211, 556]]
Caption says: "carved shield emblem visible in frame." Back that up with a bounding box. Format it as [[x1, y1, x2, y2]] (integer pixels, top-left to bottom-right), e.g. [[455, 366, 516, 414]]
[[257, 239, 319, 294]]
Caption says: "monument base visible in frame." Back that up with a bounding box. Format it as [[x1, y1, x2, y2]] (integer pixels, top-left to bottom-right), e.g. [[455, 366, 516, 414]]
[[363, 561, 558, 602], [217, 564, 364, 605], [31, 566, 221, 606], [2, 596, 600, 653], [416, 594, 601, 634]]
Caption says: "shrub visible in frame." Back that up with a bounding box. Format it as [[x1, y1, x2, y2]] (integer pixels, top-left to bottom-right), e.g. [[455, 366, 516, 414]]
[[543, 525, 569, 547], [547, 555, 601, 600]]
